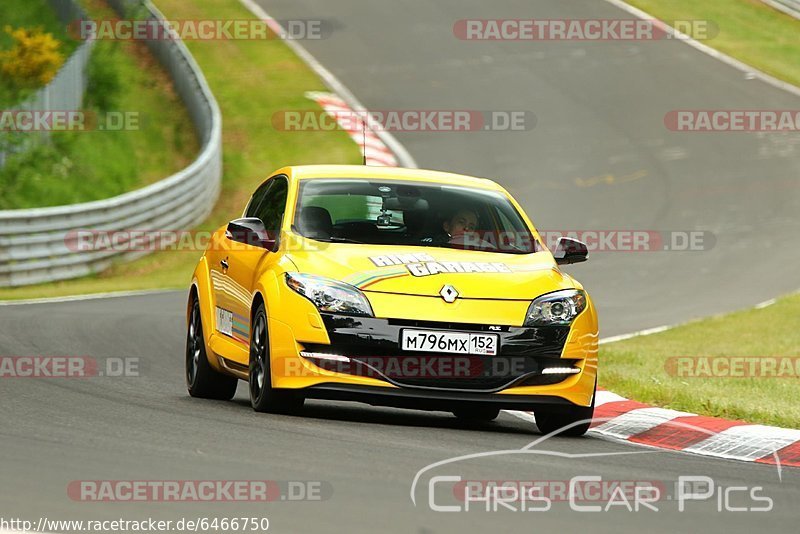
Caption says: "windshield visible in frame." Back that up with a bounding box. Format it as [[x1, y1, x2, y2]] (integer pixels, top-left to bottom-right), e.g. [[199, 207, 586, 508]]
[[293, 179, 538, 254]]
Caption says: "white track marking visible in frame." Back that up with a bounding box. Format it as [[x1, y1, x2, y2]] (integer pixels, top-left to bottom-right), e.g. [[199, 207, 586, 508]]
[[238, 0, 417, 168], [0, 289, 179, 306], [603, 0, 800, 97], [761, 0, 800, 19], [599, 325, 672, 345], [594, 390, 628, 407], [755, 298, 778, 309]]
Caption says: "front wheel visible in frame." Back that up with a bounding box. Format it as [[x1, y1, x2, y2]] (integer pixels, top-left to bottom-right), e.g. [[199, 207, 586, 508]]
[[534, 383, 596, 437], [249, 303, 304, 414], [186, 296, 238, 400]]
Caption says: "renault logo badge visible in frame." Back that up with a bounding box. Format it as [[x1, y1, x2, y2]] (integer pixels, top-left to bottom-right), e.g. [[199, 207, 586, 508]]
[[439, 285, 459, 303]]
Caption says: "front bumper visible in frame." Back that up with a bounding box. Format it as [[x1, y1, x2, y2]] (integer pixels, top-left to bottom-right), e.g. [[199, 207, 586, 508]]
[[305, 315, 574, 392], [268, 309, 598, 408], [301, 383, 574, 412]]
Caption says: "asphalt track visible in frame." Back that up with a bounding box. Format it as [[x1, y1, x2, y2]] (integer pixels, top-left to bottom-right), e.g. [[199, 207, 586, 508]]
[[2, 0, 800, 532]]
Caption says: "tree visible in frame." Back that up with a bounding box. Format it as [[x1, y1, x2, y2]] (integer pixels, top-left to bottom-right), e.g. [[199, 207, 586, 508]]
[[0, 26, 65, 92]]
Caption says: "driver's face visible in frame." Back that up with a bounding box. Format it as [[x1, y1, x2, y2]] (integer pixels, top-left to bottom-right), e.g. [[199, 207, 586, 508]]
[[444, 210, 478, 237]]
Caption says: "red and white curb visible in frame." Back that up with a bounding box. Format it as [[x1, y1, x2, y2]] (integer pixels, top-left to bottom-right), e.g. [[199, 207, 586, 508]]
[[510, 390, 800, 468], [305, 91, 399, 167], [591, 389, 800, 467]]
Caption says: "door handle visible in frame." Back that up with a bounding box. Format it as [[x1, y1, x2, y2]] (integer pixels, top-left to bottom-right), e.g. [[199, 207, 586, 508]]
[[220, 259, 229, 270]]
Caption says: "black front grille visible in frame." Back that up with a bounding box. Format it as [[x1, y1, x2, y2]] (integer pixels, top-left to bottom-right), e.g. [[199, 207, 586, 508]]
[[387, 318, 511, 332], [302, 315, 574, 392]]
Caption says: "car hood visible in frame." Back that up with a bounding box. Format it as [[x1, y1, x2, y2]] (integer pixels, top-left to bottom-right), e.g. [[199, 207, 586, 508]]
[[284, 240, 575, 300]]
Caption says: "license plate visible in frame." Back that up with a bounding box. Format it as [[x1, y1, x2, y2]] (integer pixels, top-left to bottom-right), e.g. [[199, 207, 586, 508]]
[[401, 329, 499, 356], [215, 306, 233, 336]]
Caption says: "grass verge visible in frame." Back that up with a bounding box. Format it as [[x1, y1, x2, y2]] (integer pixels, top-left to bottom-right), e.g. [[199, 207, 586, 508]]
[[0, 0, 198, 209], [626, 0, 800, 88], [601, 293, 800, 428], [0, 0, 358, 299]]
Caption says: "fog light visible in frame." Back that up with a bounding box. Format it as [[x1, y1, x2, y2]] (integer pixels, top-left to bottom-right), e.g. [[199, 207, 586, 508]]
[[299, 351, 351, 363], [541, 367, 581, 375]]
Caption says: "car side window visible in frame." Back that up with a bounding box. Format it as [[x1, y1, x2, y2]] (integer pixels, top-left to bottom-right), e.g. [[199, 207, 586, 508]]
[[244, 180, 273, 218], [494, 205, 538, 253], [254, 177, 289, 235]]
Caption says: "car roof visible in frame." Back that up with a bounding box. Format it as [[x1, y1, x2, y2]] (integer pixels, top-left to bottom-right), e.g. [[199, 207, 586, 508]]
[[275, 165, 505, 192]]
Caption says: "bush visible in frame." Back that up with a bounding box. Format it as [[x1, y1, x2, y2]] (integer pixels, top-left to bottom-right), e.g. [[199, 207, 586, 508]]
[[86, 41, 121, 112], [0, 25, 64, 92]]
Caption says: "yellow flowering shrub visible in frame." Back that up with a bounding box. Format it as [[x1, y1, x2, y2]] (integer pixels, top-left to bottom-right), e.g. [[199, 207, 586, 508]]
[[0, 26, 65, 90]]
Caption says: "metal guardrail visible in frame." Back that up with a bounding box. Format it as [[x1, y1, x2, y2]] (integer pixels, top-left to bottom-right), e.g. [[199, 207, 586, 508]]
[[0, 0, 223, 287], [0, 0, 94, 167]]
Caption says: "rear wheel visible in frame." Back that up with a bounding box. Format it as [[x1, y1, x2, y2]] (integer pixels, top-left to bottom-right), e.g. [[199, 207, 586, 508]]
[[534, 383, 596, 437], [186, 296, 238, 400], [452, 406, 501, 422], [249, 303, 304, 414]]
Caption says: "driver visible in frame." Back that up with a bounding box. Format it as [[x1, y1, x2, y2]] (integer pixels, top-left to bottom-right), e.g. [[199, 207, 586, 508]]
[[441, 209, 496, 250], [443, 209, 478, 241]]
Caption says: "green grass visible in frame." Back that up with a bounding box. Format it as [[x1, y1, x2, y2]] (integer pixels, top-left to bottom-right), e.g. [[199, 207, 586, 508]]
[[0, 0, 198, 209], [601, 293, 800, 428], [627, 0, 800, 87], [0, 0, 359, 299], [0, 0, 79, 106]]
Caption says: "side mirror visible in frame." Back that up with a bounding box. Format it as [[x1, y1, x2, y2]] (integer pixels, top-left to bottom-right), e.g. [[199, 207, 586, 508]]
[[553, 237, 588, 265], [226, 218, 277, 251]]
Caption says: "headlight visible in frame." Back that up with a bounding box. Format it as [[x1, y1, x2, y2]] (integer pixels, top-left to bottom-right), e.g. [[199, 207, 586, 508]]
[[524, 289, 586, 326], [285, 273, 374, 317]]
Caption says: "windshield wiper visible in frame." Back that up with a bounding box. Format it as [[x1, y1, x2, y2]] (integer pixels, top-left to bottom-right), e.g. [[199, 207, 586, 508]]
[[320, 236, 365, 244]]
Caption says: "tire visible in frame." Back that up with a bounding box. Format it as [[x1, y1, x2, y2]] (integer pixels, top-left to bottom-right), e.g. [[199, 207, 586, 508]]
[[452, 406, 501, 422], [186, 296, 238, 400], [533, 382, 596, 437], [249, 303, 304, 414]]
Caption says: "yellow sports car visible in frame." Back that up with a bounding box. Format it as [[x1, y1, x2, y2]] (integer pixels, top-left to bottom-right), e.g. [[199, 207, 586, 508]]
[[186, 165, 598, 435]]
